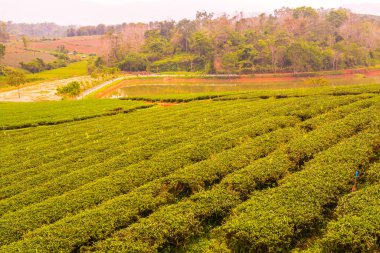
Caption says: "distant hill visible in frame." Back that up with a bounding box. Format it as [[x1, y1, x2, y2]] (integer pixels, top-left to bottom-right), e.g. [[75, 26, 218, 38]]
[[358, 13, 380, 22], [344, 3, 380, 16], [6, 22, 71, 37]]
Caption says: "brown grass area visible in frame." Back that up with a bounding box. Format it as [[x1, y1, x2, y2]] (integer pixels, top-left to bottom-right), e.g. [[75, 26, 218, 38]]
[[28, 36, 110, 55], [1, 35, 107, 68], [1, 42, 56, 68]]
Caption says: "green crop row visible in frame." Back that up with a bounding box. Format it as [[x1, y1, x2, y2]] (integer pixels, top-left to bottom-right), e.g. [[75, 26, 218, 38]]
[[222, 104, 380, 199], [220, 124, 380, 252], [367, 161, 380, 184], [122, 84, 380, 103], [2, 93, 352, 248], [0, 98, 301, 186], [214, 84, 380, 101], [0, 124, 300, 252], [0, 100, 256, 197], [84, 103, 380, 252], [0, 99, 233, 159], [1, 100, 262, 182], [124, 93, 229, 103], [0, 98, 285, 171], [0, 100, 224, 172], [0, 99, 150, 130], [0, 87, 379, 253], [3, 91, 355, 190], [0, 114, 299, 247], [1, 95, 347, 199], [319, 162, 380, 252], [299, 95, 376, 131], [0, 100, 280, 214], [0, 99, 199, 148], [320, 185, 380, 253]]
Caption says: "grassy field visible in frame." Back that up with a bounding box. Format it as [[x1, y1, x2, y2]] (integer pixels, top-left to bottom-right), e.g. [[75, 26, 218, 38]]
[[0, 61, 88, 91], [24, 61, 88, 81], [0, 84, 379, 252]]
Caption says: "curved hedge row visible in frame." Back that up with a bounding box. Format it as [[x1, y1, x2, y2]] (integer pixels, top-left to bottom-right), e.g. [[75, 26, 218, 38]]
[[367, 162, 380, 184], [0, 125, 299, 252], [0, 100, 232, 175], [320, 162, 380, 252], [1, 87, 379, 253], [0, 101, 260, 201], [0, 98, 309, 213], [220, 122, 380, 252], [0, 95, 360, 251], [82, 102, 380, 252], [0, 113, 302, 246], [0, 100, 149, 130], [0, 95, 344, 200]]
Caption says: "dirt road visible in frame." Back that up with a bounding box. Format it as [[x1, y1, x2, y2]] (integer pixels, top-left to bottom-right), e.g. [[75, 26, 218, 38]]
[[77, 77, 124, 99]]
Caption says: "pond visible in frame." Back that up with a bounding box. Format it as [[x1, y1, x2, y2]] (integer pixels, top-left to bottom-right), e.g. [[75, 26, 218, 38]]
[[102, 74, 380, 98]]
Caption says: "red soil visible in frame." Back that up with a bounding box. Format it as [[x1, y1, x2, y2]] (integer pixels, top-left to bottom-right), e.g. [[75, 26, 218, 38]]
[[365, 70, 380, 77], [158, 102, 178, 107]]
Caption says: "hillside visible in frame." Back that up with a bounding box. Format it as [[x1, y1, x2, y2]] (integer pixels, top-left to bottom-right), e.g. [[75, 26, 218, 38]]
[[0, 84, 379, 252]]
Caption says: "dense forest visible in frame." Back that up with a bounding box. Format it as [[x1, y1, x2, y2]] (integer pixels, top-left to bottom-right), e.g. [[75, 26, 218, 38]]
[[94, 7, 380, 74]]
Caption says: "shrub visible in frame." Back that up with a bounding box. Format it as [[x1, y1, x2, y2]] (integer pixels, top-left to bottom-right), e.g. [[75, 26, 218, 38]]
[[56, 81, 81, 97], [306, 77, 330, 86]]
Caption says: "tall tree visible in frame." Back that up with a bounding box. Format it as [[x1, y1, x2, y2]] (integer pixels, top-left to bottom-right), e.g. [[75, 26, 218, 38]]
[[22, 36, 28, 48], [0, 22, 9, 42], [175, 19, 196, 52], [327, 9, 349, 28], [0, 44, 5, 60], [189, 32, 212, 57], [7, 70, 26, 98]]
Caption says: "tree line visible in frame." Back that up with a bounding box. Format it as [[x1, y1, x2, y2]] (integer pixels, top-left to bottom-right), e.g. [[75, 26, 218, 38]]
[[5, 22, 68, 37], [2, 7, 380, 75], [66, 24, 130, 37], [97, 8, 380, 74]]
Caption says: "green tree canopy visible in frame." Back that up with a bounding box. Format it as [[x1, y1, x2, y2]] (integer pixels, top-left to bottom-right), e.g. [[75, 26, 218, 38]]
[[0, 44, 5, 60], [7, 70, 26, 98], [118, 53, 148, 72], [286, 41, 324, 72], [189, 32, 212, 57], [144, 30, 171, 57], [327, 9, 349, 28]]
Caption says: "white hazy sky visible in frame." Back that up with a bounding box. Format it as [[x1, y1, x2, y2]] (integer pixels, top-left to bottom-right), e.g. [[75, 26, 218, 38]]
[[1, 0, 380, 25]]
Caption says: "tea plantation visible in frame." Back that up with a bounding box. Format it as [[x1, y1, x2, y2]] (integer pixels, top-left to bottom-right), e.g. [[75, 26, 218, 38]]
[[0, 84, 379, 252]]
